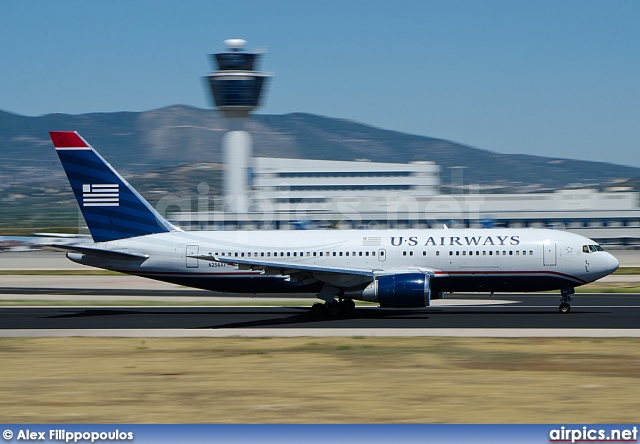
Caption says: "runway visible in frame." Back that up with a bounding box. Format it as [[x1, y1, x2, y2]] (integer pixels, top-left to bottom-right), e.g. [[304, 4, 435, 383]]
[[1, 251, 639, 337], [2, 293, 640, 337]]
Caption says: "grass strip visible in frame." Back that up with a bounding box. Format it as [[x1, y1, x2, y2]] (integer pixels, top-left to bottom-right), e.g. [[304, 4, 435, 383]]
[[0, 270, 123, 276], [1, 337, 639, 423], [613, 267, 640, 275]]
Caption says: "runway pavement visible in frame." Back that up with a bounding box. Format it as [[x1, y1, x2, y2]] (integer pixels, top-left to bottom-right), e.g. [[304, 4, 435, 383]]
[[1, 293, 640, 337], [1, 250, 639, 337]]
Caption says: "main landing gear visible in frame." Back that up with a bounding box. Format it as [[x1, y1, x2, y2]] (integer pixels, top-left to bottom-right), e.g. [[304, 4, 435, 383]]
[[310, 299, 356, 317], [559, 287, 574, 313]]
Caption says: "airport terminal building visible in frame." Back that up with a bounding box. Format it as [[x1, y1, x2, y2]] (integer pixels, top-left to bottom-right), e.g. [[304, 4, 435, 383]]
[[169, 157, 640, 246]]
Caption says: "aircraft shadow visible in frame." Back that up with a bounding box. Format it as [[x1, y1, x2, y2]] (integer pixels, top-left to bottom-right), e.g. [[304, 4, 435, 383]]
[[19, 306, 612, 330]]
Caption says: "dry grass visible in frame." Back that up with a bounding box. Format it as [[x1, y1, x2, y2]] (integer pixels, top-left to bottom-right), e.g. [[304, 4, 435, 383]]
[[578, 281, 640, 292], [1, 337, 639, 423]]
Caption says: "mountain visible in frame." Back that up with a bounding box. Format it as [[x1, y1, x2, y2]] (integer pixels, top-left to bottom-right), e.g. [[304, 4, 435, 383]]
[[1, 105, 638, 190]]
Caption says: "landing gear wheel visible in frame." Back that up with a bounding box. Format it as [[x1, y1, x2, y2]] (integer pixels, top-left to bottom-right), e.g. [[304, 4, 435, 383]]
[[339, 299, 356, 313], [559, 302, 571, 314], [327, 302, 340, 317], [311, 302, 326, 317]]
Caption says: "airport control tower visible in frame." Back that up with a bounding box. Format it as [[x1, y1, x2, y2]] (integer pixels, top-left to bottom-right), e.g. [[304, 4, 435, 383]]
[[204, 39, 271, 213]]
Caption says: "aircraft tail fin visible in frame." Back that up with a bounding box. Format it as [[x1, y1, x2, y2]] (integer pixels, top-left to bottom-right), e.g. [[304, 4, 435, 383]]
[[49, 131, 179, 243]]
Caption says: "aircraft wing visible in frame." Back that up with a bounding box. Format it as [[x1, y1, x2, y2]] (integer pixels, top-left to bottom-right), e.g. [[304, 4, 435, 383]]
[[45, 244, 149, 260], [188, 254, 439, 278]]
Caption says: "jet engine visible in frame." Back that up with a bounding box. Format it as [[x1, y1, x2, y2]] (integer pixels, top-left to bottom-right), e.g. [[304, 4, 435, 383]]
[[347, 272, 431, 308]]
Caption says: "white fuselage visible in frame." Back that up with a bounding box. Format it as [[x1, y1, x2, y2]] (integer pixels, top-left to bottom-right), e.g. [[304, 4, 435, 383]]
[[68, 228, 619, 296]]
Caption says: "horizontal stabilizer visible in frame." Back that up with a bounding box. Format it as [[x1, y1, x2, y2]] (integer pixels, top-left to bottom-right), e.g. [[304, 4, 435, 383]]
[[46, 244, 149, 260]]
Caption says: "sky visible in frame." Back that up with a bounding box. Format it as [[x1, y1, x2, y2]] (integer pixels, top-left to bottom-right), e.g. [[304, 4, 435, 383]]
[[1, 0, 639, 167]]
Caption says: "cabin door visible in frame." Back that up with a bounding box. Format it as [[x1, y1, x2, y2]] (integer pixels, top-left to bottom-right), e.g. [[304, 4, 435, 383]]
[[186, 245, 199, 268], [543, 242, 556, 266]]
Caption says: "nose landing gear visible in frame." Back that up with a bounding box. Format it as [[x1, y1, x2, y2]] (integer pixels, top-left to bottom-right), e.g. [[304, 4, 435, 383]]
[[559, 287, 574, 313]]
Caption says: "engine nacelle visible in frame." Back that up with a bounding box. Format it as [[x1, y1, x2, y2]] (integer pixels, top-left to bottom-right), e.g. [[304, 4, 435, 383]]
[[356, 273, 431, 308]]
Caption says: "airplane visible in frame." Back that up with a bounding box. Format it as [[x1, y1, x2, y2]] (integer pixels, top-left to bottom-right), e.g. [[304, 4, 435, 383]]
[[47, 131, 619, 315], [0, 233, 89, 252]]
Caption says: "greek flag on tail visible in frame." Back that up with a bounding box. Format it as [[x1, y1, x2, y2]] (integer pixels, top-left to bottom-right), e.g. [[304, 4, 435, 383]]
[[49, 131, 179, 243]]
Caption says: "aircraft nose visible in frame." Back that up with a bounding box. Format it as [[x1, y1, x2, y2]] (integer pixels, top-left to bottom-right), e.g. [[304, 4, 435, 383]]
[[606, 253, 620, 274]]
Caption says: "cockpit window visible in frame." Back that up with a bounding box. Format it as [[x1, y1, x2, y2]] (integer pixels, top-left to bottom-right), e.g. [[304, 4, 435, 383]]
[[583, 244, 604, 253]]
